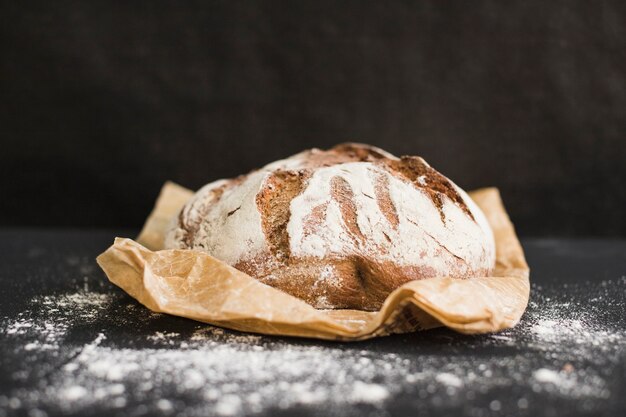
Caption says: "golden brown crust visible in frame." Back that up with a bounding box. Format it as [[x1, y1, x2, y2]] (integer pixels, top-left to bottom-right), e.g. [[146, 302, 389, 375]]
[[234, 250, 489, 311]]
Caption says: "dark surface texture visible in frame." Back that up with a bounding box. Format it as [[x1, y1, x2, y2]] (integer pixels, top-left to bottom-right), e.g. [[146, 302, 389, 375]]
[[1, 1, 626, 235], [0, 229, 624, 417]]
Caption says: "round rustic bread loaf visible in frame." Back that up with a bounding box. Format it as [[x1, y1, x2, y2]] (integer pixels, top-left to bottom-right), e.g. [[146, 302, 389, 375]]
[[165, 143, 496, 311]]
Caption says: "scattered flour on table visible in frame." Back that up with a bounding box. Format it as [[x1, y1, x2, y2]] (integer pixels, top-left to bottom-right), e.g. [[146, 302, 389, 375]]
[[0, 280, 624, 416], [435, 373, 463, 388], [4, 292, 111, 352]]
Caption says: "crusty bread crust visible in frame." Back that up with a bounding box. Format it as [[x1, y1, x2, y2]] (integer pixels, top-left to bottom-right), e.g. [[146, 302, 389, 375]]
[[165, 143, 496, 310]]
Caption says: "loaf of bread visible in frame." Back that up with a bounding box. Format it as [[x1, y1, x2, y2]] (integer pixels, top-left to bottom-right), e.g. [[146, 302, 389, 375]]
[[165, 143, 495, 310]]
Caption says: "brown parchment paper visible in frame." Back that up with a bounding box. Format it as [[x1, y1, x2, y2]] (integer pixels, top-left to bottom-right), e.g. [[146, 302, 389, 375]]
[[96, 182, 530, 341]]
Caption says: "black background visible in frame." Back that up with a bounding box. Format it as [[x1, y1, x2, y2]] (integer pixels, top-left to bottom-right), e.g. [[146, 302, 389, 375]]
[[1, 1, 625, 236]]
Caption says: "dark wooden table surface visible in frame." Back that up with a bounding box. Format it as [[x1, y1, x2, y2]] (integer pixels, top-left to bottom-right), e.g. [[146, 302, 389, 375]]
[[0, 230, 624, 417]]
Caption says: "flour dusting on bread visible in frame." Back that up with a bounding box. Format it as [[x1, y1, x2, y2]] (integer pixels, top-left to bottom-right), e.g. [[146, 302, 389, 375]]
[[165, 143, 496, 310]]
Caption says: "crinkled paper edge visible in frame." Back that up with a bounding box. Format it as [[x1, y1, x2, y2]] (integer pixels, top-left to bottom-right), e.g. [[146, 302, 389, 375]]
[[97, 182, 530, 341]]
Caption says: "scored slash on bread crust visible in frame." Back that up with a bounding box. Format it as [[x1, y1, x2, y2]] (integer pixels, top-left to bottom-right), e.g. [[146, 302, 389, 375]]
[[383, 156, 475, 223], [256, 170, 307, 260], [165, 143, 496, 311]]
